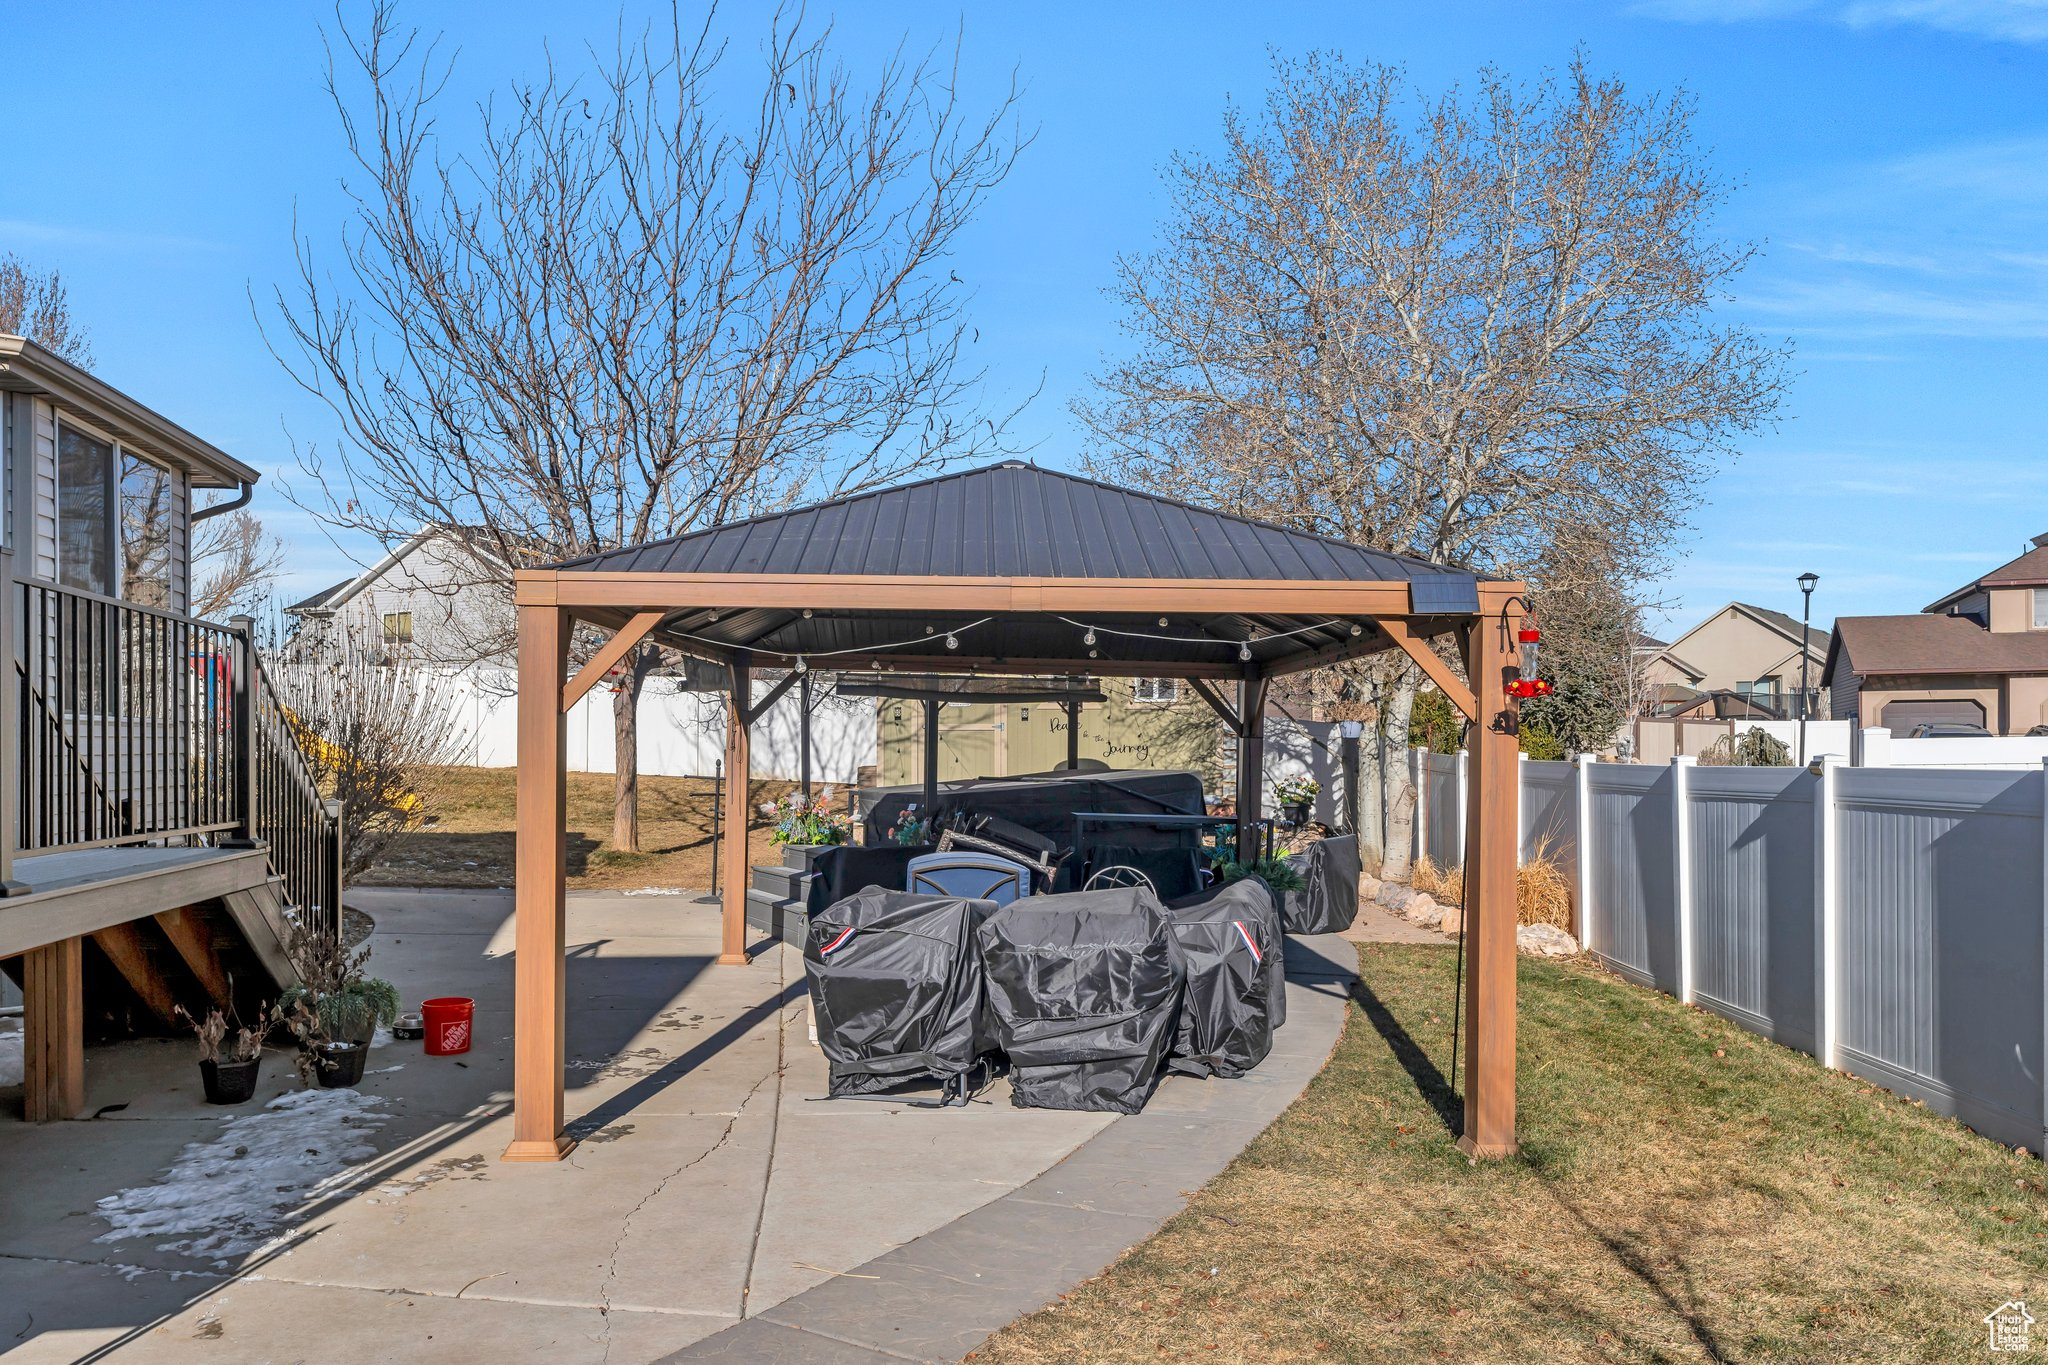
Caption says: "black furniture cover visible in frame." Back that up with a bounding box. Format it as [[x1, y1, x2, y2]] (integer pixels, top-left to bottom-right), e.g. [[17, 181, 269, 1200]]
[[862, 769, 1207, 875], [804, 888, 995, 1097], [1171, 871, 1277, 1055], [976, 886, 1186, 1114], [803, 845, 937, 919], [1082, 844, 1205, 901], [1282, 834, 1364, 935]]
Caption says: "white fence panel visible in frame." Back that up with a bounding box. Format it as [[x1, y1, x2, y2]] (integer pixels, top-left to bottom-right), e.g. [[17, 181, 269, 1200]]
[[1834, 767, 2045, 1150], [1585, 764, 1680, 994], [1885, 735, 2048, 770], [1687, 766, 1818, 1051], [1423, 751, 1462, 868], [1520, 759, 1578, 880]]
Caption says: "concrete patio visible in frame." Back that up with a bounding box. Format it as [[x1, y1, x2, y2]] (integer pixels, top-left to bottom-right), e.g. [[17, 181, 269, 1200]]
[[0, 887, 1351, 1364]]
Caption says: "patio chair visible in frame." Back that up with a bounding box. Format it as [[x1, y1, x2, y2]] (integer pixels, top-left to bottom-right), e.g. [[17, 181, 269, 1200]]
[[906, 849, 1032, 905]]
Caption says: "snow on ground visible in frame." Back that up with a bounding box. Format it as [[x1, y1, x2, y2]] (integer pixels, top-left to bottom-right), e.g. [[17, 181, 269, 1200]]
[[95, 1089, 389, 1264], [0, 1026, 21, 1087]]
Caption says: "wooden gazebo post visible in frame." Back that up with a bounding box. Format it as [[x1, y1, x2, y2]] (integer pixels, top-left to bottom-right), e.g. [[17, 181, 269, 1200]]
[[1458, 588, 1523, 1158], [505, 598, 572, 1162], [720, 653, 753, 967]]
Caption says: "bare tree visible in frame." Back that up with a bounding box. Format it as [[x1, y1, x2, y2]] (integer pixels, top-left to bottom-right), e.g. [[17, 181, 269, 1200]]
[[0, 254, 92, 365], [1081, 52, 1787, 878], [192, 510, 289, 618], [266, 2, 1028, 852], [265, 620, 466, 879]]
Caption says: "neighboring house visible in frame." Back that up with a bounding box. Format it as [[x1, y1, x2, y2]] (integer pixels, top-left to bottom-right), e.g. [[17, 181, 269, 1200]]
[[285, 524, 514, 666], [1640, 601, 1828, 719], [1825, 533, 2048, 734], [0, 335, 338, 1121]]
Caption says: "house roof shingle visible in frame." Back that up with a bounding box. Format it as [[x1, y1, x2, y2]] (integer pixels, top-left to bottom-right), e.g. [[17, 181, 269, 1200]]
[[1829, 613, 2048, 680]]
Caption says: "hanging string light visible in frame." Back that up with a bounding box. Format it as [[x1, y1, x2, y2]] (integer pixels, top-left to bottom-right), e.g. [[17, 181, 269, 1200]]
[[665, 616, 996, 666]]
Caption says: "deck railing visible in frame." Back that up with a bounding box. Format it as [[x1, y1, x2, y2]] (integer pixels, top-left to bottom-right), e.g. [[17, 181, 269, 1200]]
[[2, 554, 343, 943]]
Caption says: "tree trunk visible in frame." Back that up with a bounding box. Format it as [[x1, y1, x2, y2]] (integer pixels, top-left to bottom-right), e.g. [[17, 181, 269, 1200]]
[[611, 650, 655, 854], [1356, 722, 1386, 875], [1378, 671, 1422, 883]]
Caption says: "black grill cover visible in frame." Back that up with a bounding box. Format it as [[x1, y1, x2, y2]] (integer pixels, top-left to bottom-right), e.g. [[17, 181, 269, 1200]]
[[803, 845, 937, 919], [976, 886, 1186, 1114], [804, 888, 995, 1097], [1179, 875, 1286, 1035], [1282, 834, 1363, 935], [862, 769, 1207, 870]]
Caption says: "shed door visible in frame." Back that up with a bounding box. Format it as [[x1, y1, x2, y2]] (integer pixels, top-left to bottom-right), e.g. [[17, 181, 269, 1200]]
[[1879, 699, 1986, 731]]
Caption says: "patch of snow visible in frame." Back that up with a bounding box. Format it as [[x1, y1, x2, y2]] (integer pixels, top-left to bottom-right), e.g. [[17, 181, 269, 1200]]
[[371, 1025, 393, 1049], [95, 1089, 389, 1265], [0, 1027, 22, 1088], [366, 1064, 405, 1074], [621, 887, 684, 897]]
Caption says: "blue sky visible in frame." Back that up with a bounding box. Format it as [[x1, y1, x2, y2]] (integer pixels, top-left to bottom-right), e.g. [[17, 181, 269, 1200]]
[[6, 1, 2046, 635]]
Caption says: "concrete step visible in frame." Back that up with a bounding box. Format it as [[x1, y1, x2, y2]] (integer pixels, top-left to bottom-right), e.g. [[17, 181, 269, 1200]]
[[750, 862, 815, 900], [745, 888, 811, 949]]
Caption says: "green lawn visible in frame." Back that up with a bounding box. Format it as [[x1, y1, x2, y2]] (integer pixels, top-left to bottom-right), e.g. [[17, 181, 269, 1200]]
[[977, 943, 2046, 1363]]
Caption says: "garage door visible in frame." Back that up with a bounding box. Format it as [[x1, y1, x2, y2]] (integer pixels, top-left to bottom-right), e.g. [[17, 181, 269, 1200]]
[[1880, 699, 1986, 731]]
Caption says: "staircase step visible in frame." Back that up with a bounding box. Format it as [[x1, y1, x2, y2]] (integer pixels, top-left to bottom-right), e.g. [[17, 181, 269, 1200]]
[[745, 888, 811, 949], [750, 863, 815, 899]]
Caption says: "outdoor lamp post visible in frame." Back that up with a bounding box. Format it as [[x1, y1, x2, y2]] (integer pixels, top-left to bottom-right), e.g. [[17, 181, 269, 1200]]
[[1797, 572, 1820, 765]]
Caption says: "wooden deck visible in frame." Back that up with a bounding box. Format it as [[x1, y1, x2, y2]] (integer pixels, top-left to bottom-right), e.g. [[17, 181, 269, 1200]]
[[0, 845, 273, 959]]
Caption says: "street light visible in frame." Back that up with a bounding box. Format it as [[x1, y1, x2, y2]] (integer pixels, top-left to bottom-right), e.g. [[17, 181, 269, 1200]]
[[1797, 572, 1820, 765]]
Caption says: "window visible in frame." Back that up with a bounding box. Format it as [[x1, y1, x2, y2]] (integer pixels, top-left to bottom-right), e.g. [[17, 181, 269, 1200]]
[[2034, 588, 2048, 630], [1734, 679, 1778, 700], [119, 453, 174, 609], [1132, 677, 1180, 704], [55, 422, 113, 595], [382, 612, 415, 647]]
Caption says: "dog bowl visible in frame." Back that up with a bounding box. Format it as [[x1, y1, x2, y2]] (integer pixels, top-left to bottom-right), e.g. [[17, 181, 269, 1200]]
[[392, 1013, 425, 1041]]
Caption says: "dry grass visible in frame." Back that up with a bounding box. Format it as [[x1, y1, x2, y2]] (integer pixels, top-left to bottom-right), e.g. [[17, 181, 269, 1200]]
[[357, 765, 800, 891], [977, 944, 2048, 1363], [1409, 848, 1572, 929]]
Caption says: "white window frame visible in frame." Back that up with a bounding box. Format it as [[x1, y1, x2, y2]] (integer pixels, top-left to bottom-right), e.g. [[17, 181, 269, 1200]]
[[2033, 588, 2048, 630]]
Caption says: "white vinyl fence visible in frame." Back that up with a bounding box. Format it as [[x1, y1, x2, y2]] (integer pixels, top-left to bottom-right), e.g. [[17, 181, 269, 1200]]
[[430, 667, 878, 782], [1411, 739, 2048, 1153]]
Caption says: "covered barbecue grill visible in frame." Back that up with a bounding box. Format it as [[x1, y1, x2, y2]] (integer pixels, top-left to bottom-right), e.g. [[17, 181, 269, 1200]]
[[976, 885, 1186, 1114], [803, 887, 998, 1100]]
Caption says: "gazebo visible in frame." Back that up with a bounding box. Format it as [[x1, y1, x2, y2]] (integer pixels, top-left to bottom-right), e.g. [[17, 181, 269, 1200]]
[[503, 462, 1526, 1162]]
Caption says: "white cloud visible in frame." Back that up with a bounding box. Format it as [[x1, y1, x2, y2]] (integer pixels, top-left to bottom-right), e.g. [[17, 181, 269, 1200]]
[[1634, 0, 2048, 42]]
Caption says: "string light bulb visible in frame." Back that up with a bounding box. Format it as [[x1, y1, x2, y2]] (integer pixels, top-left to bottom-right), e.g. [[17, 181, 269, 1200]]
[[1349, 623, 1363, 637], [945, 633, 959, 650], [1158, 617, 1169, 628], [801, 608, 814, 619], [1239, 641, 1252, 662], [794, 654, 807, 673], [1083, 627, 1097, 646]]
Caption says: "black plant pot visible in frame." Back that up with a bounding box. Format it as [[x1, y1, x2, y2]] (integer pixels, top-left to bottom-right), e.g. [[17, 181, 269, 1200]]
[[1282, 801, 1311, 826], [200, 1055, 263, 1105], [315, 1041, 369, 1089]]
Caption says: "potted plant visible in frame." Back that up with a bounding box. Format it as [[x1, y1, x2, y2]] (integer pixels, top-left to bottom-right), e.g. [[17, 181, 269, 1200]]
[[1272, 775, 1320, 826], [177, 1003, 265, 1105], [769, 788, 853, 851], [276, 921, 399, 1089], [1216, 854, 1308, 895]]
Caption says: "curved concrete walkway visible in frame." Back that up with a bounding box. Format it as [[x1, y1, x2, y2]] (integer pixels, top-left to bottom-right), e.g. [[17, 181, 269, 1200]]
[[0, 891, 1352, 1364], [670, 933, 1357, 1364]]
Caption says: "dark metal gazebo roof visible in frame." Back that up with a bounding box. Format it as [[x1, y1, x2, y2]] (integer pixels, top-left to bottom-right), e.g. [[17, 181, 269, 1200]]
[[550, 462, 1480, 677], [558, 462, 1477, 607]]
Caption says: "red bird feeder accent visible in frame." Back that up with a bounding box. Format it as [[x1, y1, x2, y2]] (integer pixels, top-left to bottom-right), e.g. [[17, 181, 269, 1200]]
[[1506, 616, 1551, 699]]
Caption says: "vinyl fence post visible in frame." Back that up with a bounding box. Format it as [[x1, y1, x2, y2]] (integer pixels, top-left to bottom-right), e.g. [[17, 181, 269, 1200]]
[[1575, 753, 1595, 949], [1673, 755, 1697, 1005], [1455, 747, 1470, 868], [2040, 758, 2048, 1155], [1413, 746, 1428, 869], [1815, 753, 1842, 1070]]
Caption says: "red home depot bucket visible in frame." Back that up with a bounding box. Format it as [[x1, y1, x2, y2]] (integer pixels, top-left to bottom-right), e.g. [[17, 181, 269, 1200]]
[[421, 997, 474, 1056]]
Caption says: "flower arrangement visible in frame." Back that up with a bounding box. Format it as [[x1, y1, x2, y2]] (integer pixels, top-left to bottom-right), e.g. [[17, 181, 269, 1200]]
[[770, 788, 853, 846], [1272, 774, 1320, 807], [889, 808, 929, 846]]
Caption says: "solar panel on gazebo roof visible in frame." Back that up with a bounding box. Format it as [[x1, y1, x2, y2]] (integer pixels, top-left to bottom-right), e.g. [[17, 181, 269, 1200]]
[[551, 462, 1480, 611]]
